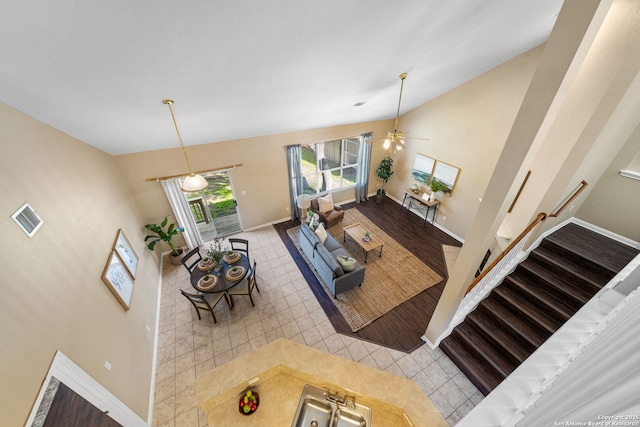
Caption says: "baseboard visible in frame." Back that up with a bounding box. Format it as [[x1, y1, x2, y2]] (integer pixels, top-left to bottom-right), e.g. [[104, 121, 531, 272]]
[[421, 335, 439, 350], [386, 194, 464, 243]]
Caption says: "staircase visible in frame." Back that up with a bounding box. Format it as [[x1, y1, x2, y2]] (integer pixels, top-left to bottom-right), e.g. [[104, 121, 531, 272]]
[[440, 222, 639, 396]]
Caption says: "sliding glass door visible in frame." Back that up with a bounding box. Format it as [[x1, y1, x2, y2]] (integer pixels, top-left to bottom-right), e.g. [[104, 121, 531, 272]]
[[184, 170, 241, 241]]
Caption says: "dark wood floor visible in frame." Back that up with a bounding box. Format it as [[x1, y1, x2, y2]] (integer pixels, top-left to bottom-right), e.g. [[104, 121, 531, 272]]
[[273, 195, 462, 353]]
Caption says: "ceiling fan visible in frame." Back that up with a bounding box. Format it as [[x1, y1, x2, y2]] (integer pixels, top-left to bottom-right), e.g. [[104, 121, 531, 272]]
[[377, 73, 429, 153]]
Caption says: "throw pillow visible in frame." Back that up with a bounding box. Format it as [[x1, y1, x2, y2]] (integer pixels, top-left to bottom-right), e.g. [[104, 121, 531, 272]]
[[318, 193, 334, 213], [337, 255, 356, 272], [314, 222, 328, 244]]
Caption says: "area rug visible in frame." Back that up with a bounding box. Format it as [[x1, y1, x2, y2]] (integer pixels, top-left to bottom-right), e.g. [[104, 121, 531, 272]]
[[287, 209, 442, 332]]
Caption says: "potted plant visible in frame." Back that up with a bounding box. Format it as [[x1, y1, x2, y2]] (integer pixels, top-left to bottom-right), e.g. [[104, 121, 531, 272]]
[[145, 216, 185, 265], [205, 237, 229, 272], [375, 156, 394, 204], [429, 179, 451, 201]]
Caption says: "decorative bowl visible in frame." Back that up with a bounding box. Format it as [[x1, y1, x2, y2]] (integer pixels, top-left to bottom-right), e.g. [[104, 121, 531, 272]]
[[238, 390, 259, 415]]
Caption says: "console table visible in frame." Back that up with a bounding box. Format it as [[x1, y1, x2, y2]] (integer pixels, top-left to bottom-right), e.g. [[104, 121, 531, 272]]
[[401, 190, 440, 226]]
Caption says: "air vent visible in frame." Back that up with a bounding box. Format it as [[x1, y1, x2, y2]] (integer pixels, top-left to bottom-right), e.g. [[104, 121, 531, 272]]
[[11, 203, 43, 237]]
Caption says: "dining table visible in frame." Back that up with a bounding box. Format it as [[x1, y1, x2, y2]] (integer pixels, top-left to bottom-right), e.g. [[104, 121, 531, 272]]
[[189, 251, 251, 297]]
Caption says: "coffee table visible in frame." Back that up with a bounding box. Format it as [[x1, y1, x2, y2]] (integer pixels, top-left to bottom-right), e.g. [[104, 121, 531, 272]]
[[343, 223, 384, 263]]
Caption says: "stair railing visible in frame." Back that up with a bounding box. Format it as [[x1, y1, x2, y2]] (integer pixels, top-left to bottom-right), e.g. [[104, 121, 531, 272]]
[[435, 181, 589, 347], [465, 179, 588, 297]]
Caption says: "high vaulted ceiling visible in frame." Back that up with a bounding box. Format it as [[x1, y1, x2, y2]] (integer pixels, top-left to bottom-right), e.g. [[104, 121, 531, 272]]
[[0, 1, 563, 155]]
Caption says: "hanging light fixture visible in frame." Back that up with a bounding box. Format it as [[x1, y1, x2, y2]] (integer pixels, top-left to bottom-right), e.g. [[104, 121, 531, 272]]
[[162, 99, 208, 192], [383, 73, 408, 154]]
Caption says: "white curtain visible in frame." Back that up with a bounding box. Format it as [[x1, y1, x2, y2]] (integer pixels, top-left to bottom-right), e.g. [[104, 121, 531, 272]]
[[355, 132, 372, 203], [161, 179, 203, 249]]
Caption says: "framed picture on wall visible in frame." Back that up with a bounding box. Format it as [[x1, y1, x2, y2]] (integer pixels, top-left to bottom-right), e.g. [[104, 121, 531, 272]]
[[112, 229, 138, 278], [102, 250, 135, 311], [433, 160, 461, 194], [412, 153, 436, 186]]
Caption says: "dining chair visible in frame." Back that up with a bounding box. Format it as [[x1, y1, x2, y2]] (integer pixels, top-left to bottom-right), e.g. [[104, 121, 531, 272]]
[[228, 260, 260, 307], [228, 238, 249, 260], [180, 289, 229, 324], [181, 247, 202, 273]]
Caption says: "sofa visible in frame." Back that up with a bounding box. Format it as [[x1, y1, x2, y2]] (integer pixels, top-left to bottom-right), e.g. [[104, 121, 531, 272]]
[[309, 194, 344, 228], [298, 222, 366, 298]]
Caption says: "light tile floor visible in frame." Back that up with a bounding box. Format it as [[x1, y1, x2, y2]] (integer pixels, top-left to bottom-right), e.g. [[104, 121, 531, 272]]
[[152, 226, 482, 426]]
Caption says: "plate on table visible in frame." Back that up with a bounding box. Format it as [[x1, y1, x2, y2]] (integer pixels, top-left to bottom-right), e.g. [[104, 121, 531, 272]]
[[197, 275, 219, 290], [197, 259, 216, 271], [225, 266, 246, 281], [223, 251, 241, 264]]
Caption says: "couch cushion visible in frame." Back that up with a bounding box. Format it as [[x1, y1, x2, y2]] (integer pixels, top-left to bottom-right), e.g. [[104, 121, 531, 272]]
[[322, 233, 342, 252], [318, 193, 334, 213], [300, 222, 320, 245], [315, 243, 344, 276], [337, 255, 356, 272]]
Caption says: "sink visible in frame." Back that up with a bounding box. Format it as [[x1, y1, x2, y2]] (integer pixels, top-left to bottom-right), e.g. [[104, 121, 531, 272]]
[[292, 384, 371, 427]]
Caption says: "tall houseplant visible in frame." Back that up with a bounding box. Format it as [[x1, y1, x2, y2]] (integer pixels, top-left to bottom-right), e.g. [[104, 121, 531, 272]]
[[144, 216, 185, 265], [375, 156, 394, 204]]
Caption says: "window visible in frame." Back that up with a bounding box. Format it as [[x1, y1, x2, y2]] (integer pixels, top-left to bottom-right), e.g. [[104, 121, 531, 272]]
[[300, 137, 360, 195]]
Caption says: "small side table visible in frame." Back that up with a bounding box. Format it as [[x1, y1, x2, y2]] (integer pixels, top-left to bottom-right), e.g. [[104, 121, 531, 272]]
[[401, 190, 440, 226]]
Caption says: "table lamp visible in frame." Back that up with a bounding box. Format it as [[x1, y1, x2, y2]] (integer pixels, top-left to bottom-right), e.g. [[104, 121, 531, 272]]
[[296, 194, 311, 219]]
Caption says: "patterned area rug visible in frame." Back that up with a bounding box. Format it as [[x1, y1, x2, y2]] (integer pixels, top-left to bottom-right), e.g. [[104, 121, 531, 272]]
[[287, 209, 443, 332]]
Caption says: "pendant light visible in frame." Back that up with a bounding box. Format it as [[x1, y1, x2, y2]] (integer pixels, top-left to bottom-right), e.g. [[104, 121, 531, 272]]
[[383, 73, 408, 154], [162, 99, 208, 192]]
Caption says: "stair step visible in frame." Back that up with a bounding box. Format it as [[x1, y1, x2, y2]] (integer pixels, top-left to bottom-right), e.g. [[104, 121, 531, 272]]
[[440, 332, 504, 396], [527, 248, 606, 293], [467, 309, 532, 365], [517, 260, 593, 309], [479, 296, 551, 349], [452, 323, 518, 378], [493, 285, 562, 334], [502, 273, 574, 323], [439, 222, 639, 397], [543, 223, 639, 273], [538, 240, 617, 284]]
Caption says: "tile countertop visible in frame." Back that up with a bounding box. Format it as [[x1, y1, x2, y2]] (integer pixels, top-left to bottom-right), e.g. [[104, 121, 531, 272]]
[[195, 338, 447, 426]]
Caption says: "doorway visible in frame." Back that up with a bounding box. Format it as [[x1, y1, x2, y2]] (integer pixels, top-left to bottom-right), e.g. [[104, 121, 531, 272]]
[[185, 170, 241, 242]]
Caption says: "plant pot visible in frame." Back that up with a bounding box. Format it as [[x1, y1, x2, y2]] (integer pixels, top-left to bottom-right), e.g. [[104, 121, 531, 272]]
[[376, 194, 385, 204], [169, 248, 185, 266]]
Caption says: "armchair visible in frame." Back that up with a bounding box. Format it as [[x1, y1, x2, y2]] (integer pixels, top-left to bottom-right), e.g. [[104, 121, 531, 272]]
[[310, 193, 344, 228]]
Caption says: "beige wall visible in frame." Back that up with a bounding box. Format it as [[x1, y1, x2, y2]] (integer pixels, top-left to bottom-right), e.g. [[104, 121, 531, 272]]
[[0, 102, 159, 425], [577, 122, 640, 241], [387, 46, 544, 239], [115, 120, 395, 242]]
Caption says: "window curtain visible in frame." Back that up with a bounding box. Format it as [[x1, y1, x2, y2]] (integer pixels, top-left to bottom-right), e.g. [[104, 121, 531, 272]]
[[161, 179, 203, 249], [286, 144, 303, 220], [355, 132, 373, 203]]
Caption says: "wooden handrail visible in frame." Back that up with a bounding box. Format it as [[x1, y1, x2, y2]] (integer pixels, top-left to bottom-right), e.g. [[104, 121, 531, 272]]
[[465, 212, 547, 295], [464, 179, 589, 295], [549, 180, 588, 217]]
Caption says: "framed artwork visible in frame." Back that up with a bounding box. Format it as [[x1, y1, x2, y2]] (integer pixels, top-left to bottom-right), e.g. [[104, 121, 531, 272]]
[[432, 160, 461, 194], [102, 250, 134, 311], [412, 153, 436, 186], [112, 229, 138, 278]]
